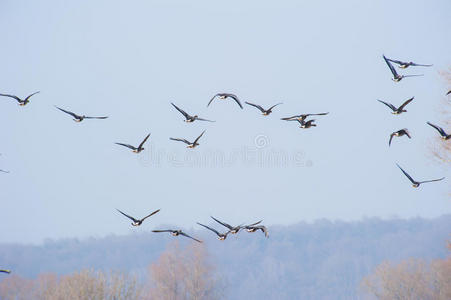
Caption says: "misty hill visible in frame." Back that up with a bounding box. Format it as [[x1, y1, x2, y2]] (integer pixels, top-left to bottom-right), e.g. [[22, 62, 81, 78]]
[[1, 215, 450, 299]]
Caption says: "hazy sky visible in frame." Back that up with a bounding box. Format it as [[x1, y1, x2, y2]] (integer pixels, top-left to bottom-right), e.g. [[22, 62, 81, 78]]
[[1, 0, 450, 244]]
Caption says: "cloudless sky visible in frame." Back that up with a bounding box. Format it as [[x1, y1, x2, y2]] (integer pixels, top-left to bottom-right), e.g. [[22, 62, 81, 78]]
[[1, 0, 450, 244]]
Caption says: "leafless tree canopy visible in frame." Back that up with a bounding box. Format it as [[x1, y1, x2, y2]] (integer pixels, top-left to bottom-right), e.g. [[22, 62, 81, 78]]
[[361, 244, 451, 300]]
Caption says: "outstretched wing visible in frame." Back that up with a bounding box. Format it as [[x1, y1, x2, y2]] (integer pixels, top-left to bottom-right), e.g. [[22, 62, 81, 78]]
[[267, 102, 283, 111], [116, 209, 138, 223], [197, 222, 221, 236], [446, 90, 451, 96], [281, 115, 302, 121], [383, 55, 399, 77], [210, 216, 233, 230], [0, 93, 21, 102], [55, 106, 79, 118], [138, 133, 151, 149], [0, 169, 9, 173], [0, 270, 11, 274], [115, 143, 137, 150], [389, 133, 395, 147], [180, 232, 202, 243], [171, 102, 190, 119], [229, 94, 243, 109], [403, 129, 411, 139], [398, 97, 414, 111], [193, 130, 205, 144], [141, 209, 161, 222], [396, 164, 416, 184], [152, 229, 174, 233], [195, 117, 215, 122], [410, 63, 432, 67], [84, 116, 108, 119], [403, 74, 424, 78], [419, 177, 445, 184], [387, 58, 405, 65], [245, 220, 263, 227], [245, 101, 265, 113], [170, 137, 191, 145], [24, 91, 40, 101], [207, 94, 219, 107], [427, 122, 446, 137], [377, 100, 396, 111]]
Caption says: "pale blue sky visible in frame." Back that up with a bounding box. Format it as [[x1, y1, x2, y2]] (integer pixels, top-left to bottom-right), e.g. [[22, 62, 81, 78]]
[[1, 0, 450, 244]]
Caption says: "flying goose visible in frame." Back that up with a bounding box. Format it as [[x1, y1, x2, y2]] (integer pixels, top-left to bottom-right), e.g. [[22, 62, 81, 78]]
[[389, 129, 411, 146], [197, 222, 230, 240], [55, 106, 108, 122], [207, 93, 243, 109], [245, 101, 283, 115], [117, 209, 160, 226], [298, 119, 316, 128], [383, 55, 423, 82], [152, 229, 202, 243], [0, 270, 11, 274], [210, 216, 261, 234], [245, 225, 269, 238], [170, 130, 205, 148], [377, 97, 414, 115], [171, 103, 215, 123], [115, 133, 150, 153], [396, 164, 444, 188], [0, 91, 40, 106], [387, 58, 432, 69], [281, 112, 329, 122], [427, 122, 451, 140]]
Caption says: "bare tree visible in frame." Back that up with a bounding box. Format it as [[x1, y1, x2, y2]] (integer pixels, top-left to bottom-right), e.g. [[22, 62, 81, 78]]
[[361, 243, 451, 300], [147, 241, 223, 300]]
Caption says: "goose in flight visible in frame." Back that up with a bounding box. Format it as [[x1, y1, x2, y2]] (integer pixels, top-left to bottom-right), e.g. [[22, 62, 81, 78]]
[[152, 229, 202, 243], [0, 270, 11, 274], [298, 119, 316, 128], [197, 222, 230, 240], [387, 58, 432, 69], [210, 216, 262, 234], [383, 55, 423, 82], [55, 106, 108, 122], [115, 133, 150, 153], [245, 225, 269, 238], [396, 164, 444, 188], [377, 97, 414, 115], [389, 129, 411, 146], [0, 91, 40, 106], [427, 122, 451, 140], [171, 103, 215, 123], [245, 101, 283, 116], [208, 93, 243, 109], [281, 112, 329, 122], [117, 209, 160, 226], [170, 130, 205, 148]]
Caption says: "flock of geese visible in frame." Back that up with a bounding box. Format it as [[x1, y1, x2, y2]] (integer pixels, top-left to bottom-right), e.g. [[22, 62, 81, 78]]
[[1, 55, 449, 275], [379, 55, 448, 187]]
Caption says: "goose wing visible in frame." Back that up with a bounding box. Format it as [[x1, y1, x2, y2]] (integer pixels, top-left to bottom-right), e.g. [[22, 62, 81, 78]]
[[210, 216, 233, 230], [267, 102, 283, 111], [55, 106, 80, 119], [377, 100, 396, 111], [193, 130, 205, 144], [170, 138, 191, 145], [245, 101, 265, 113], [140, 209, 161, 222], [389, 133, 395, 147], [180, 231, 202, 243], [171, 102, 190, 119], [197, 223, 221, 236], [396, 164, 416, 184], [0, 93, 21, 102], [227, 94, 243, 109], [195, 117, 215, 122], [398, 97, 414, 111], [207, 94, 219, 107], [24, 91, 40, 101], [427, 122, 447, 137], [138, 134, 150, 149], [383, 55, 399, 77], [116, 209, 139, 223], [115, 143, 137, 150], [84, 116, 108, 119], [418, 177, 445, 184]]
